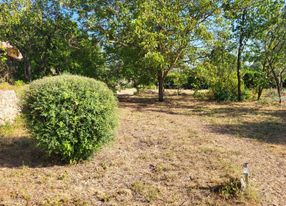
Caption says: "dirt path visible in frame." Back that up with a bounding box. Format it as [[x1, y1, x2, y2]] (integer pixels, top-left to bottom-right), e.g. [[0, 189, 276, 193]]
[[0, 94, 285, 205]]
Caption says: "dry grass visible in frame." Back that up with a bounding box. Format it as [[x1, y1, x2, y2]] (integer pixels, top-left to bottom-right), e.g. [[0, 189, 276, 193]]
[[0, 82, 27, 97], [0, 89, 285, 205]]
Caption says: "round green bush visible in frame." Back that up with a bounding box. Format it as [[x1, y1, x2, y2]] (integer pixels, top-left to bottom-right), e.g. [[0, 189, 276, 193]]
[[22, 75, 118, 163]]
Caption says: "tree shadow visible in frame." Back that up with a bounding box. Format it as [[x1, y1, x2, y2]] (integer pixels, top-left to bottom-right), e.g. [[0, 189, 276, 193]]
[[209, 121, 286, 144], [118, 94, 251, 117], [118, 95, 162, 111], [208, 110, 286, 145], [118, 95, 158, 105], [118, 94, 286, 145], [0, 136, 63, 168]]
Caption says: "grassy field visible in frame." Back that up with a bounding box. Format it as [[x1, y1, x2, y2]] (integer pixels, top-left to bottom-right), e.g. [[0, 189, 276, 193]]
[[0, 88, 285, 205]]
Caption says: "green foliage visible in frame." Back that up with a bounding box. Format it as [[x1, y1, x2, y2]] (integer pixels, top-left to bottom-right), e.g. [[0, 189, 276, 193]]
[[217, 178, 242, 199], [198, 44, 252, 101], [184, 68, 209, 90], [209, 70, 250, 101], [165, 70, 188, 91], [14, 80, 25, 87], [1, 0, 286, 103], [223, 0, 285, 101], [74, 0, 220, 101], [22, 75, 118, 163], [199, 46, 236, 101], [243, 65, 271, 89], [213, 177, 258, 202], [210, 73, 240, 101], [0, 0, 108, 84]]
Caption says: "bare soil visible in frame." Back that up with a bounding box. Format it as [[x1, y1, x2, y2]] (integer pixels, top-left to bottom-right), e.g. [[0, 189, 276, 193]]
[[0, 91, 285, 206]]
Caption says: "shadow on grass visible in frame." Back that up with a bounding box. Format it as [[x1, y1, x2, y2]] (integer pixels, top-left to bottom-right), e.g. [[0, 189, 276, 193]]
[[0, 136, 62, 168], [199, 106, 286, 144], [181, 105, 286, 145], [118, 94, 200, 112], [118, 95, 158, 104], [118, 95, 257, 118], [119, 94, 286, 145], [209, 120, 286, 145], [118, 95, 160, 112]]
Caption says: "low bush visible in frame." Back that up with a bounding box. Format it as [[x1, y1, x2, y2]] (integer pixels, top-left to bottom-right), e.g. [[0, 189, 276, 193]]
[[208, 72, 249, 101], [22, 75, 118, 163], [209, 74, 238, 101]]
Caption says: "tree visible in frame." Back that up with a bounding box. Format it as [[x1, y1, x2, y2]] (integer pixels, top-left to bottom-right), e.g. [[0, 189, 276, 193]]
[[0, 0, 107, 83], [222, 0, 282, 101], [199, 42, 239, 101], [0, 41, 23, 82], [0, 0, 27, 81], [73, 0, 219, 101], [264, 22, 286, 103], [246, 1, 286, 102]]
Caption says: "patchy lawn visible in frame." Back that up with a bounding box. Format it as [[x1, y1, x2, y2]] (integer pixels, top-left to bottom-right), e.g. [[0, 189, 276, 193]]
[[0, 90, 285, 205]]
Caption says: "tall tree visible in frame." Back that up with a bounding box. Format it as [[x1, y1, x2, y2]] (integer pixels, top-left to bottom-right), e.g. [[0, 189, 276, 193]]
[[74, 0, 219, 101], [264, 16, 286, 103], [247, 1, 286, 102], [222, 0, 282, 101]]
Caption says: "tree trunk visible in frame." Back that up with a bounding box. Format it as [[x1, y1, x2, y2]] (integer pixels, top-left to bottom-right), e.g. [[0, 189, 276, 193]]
[[237, 45, 242, 101], [278, 73, 284, 103], [133, 81, 140, 95], [24, 57, 32, 82], [257, 86, 263, 101], [236, 10, 247, 102], [158, 70, 164, 102], [270, 66, 282, 103], [257, 62, 267, 101], [277, 84, 282, 104], [6, 59, 13, 82]]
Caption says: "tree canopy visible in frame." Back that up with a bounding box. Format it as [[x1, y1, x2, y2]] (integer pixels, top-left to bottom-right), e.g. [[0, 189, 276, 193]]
[[0, 0, 285, 102]]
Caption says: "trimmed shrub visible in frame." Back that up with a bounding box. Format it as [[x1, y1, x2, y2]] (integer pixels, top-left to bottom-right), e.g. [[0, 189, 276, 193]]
[[22, 75, 118, 163]]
